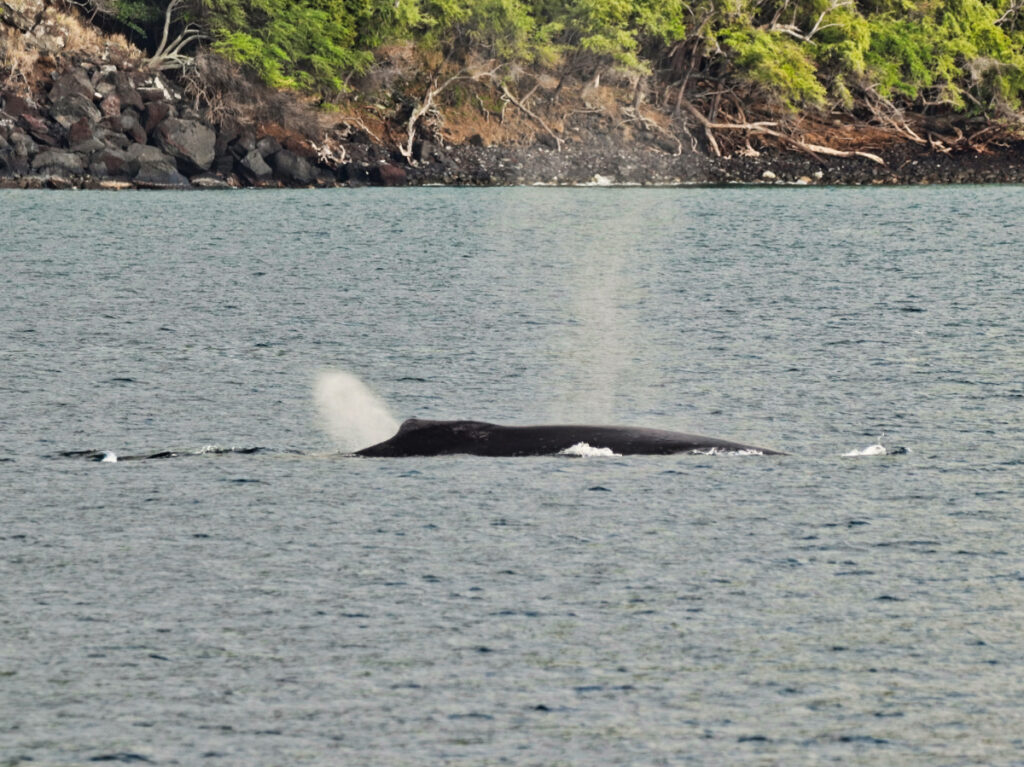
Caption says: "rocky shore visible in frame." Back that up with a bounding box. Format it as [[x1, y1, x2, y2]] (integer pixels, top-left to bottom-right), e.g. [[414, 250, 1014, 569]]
[[3, 53, 1024, 189]]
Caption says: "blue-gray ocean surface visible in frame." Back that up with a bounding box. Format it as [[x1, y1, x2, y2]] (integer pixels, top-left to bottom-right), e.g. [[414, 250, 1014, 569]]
[[2, 187, 1023, 766]]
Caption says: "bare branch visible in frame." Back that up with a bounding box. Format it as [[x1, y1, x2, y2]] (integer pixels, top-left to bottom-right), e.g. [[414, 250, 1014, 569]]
[[768, 0, 853, 42], [678, 97, 885, 164], [145, 0, 207, 72], [499, 81, 563, 151], [399, 68, 502, 162], [996, 0, 1023, 25]]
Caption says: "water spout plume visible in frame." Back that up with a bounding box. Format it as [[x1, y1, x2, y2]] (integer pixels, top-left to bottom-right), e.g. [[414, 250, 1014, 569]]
[[314, 370, 399, 452]]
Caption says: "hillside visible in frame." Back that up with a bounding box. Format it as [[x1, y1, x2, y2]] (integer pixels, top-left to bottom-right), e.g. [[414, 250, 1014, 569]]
[[3, 0, 1024, 187]]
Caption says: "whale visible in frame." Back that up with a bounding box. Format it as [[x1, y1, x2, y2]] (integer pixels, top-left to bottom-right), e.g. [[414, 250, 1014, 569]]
[[354, 418, 786, 457]]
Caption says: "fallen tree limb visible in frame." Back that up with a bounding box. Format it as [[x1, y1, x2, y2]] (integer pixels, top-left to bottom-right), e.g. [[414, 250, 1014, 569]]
[[620, 106, 682, 156], [500, 82, 563, 151], [678, 97, 885, 165]]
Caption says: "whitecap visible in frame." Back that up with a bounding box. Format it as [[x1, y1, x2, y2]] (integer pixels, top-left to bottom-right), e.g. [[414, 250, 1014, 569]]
[[843, 442, 888, 457], [99, 451, 118, 463], [559, 442, 620, 457]]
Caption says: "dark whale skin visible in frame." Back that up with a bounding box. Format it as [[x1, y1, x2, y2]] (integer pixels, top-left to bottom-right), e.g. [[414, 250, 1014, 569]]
[[355, 418, 786, 457]]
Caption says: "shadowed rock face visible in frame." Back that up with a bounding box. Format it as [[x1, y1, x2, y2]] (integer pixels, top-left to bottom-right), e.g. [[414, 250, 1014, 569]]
[[155, 118, 216, 172], [355, 418, 787, 457]]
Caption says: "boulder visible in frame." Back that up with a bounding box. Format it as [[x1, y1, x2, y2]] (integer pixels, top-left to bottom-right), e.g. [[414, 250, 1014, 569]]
[[238, 148, 272, 182], [98, 93, 121, 119], [0, 132, 30, 175], [214, 123, 239, 156], [0, 0, 46, 32], [94, 80, 116, 99], [27, 19, 67, 54], [1, 149, 30, 176], [113, 72, 144, 111], [31, 148, 84, 177], [67, 117, 104, 152], [8, 128, 38, 157], [114, 112, 147, 144], [372, 162, 407, 186], [49, 69, 94, 103], [89, 147, 135, 178], [255, 135, 281, 157], [51, 93, 101, 128], [2, 92, 38, 119], [19, 112, 58, 146], [413, 140, 436, 163], [143, 101, 172, 134], [314, 167, 337, 186], [94, 126, 130, 150], [213, 153, 234, 175], [230, 131, 256, 157], [155, 118, 215, 172], [128, 143, 189, 188], [272, 149, 314, 185]]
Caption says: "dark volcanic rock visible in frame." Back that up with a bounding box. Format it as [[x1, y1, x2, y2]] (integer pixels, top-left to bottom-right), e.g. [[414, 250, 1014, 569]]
[[113, 72, 145, 112], [94, 126, 130, 150], [413, 140, 436, 163], [372, 162, 407, 186], [128, 143, 189, 188], [51, 93, 101, 128], [1, 0, 45, 31], [113, 112, 147, 144], [155, 118, 215, 172], [272, 149, 314, 185], [143, 101, 172, 134], [31, 148, 84, 177], [89, 147, 135, 178], [98, 93, 121, 119], [19, 112, 58, 146], [213, 152, 234, 175], [230, 132, 256, 157], [255, 135, 282, 157], [2, 92, 37, 119], [8, 128, 38, 158], [49, 70, 94, 103], [68, 117, 103, 152], [0, 136, 30, 175], [238, 148, 272, 182]]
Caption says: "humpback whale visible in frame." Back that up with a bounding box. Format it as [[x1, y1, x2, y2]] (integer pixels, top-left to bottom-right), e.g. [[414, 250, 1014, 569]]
[[355, 418, 786, 457]]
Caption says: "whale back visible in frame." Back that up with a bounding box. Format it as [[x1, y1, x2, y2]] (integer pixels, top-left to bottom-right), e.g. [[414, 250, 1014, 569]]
[[355, 419, 784, 457]]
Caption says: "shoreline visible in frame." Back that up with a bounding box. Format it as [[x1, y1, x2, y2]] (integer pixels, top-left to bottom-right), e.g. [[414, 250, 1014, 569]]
[[4, 60, 1023, 191], [5, 136, 1024, 189]]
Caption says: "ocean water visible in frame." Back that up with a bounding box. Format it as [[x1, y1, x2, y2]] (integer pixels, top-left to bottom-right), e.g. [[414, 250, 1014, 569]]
[[1, 186, 1022, 766]]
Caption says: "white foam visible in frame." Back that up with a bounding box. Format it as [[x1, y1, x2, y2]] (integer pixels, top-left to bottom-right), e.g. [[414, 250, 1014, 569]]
[[559, 442, 620, 457], [691, 447, 765, 456], [100, 451, 117, 463], [314, 370, 400, 452], [843, 442, 888, 457]]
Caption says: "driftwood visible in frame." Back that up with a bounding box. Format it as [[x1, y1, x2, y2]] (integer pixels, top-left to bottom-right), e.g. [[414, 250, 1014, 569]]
[[679, 97, 885, 165]]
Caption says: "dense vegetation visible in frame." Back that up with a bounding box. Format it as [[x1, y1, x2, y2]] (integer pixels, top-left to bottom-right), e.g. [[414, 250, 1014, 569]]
[[93, 0, 1024, 120]]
